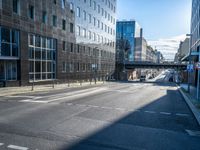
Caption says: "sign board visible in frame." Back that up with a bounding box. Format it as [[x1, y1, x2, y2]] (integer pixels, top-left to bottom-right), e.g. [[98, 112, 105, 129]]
[[196, 62, 200, 70], [187, 64, 194, 72]]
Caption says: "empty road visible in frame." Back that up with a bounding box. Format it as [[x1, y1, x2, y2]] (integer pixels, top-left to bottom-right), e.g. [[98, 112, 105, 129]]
[[0, 81, 199, 150]]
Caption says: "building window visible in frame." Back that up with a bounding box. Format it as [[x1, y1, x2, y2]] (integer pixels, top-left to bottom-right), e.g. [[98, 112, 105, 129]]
[[89, 14, 91, 23], [98, 5, 100, 13], [77, 44, 80, 53], [62, 41, 66, 51], [93, 1, 96, 10], [70, 23, 74, 33], [62, 19, 66, 30], [1, 27, 19, 57], [90, 0, 92, 7], [42, 11, 47, 24], [61, 0, 65, 9], [52, 15, 57, 27], [77, 7, 80, 17], [77, 25, 80, 36], [28, 5, 34, 19], [88, 31, 91, 39], [93, 17, 96, 26], [70, 2, 73, 10], [13, 0, 20, 14], [28, 34, 56, 81], [70, 43, 74, 52], [83, 10, 86, 20], [83, 28, 86, 37], [69, 62, 74, 72], [62, 62, 66, 72]]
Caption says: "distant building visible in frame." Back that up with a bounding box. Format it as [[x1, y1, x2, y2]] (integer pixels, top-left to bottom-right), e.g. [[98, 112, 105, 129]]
[[174, 38, 190, 63], [116, 20, 142, 63], [115, 20, 160, 80]]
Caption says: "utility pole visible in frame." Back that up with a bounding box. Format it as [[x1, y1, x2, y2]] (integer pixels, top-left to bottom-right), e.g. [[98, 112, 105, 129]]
[[186, 34, 192, 93]]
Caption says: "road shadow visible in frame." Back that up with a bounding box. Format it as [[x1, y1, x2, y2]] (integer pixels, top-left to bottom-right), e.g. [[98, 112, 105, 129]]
[[60, 88, 200, 150]]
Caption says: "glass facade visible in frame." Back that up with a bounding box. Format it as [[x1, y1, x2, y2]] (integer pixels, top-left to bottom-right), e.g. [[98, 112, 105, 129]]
[[191, 0, 200, 52], [0, 26, 19, 81], [28, 34, 56, 81], [67, 0, 116, 73], [116, 21, 141, 62]]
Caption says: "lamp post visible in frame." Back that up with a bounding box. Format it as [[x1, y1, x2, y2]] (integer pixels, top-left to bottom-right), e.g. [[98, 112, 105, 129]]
[[186, 34, 192, 93]]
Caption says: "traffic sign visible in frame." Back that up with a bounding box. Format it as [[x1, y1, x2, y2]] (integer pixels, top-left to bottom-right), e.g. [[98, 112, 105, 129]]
[[187, 64, 194, 72]]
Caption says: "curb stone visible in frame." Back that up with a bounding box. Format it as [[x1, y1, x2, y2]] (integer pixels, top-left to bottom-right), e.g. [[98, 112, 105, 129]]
[[178, 86, 200, 126]]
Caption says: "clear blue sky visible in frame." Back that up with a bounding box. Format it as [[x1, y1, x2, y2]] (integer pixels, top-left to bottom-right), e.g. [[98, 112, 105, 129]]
[[117, 0, 192, 40]]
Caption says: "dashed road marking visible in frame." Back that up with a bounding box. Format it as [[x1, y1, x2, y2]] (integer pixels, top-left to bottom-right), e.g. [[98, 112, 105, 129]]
[[176, 113, 190, 117], [115, 108, 125, 111], [145, 110, 156, 113], [185, 129, 200, 137], [0, 143, 4, 146], [160, 112, 171, 115], [101, 106, 113, 109], [7, 145, 28, 150], [20, 99, 48, 103]]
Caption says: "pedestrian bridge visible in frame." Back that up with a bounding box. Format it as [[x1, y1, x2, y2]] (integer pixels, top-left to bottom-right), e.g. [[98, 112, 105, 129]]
[[124, 61, 187, 70]]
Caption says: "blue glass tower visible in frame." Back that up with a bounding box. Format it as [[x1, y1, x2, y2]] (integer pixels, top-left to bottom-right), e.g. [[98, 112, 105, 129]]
[[116, 20, 142, 62]]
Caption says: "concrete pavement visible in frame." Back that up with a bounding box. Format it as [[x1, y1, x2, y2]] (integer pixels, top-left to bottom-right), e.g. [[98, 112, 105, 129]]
[[0, 81, 199, 150]]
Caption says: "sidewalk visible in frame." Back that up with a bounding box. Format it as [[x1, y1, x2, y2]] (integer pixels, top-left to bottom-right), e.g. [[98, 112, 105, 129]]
[[179, 84, 200, 126], [0, 81, 105, 97]]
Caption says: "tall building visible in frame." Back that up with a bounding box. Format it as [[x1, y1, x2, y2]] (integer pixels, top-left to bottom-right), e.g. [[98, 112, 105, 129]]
[[0, 0, 117, 87], [174, 38, 190, 63], [116, 20, 142, 63], [67, 0, 116, 80], [189, 0, 200, 86]]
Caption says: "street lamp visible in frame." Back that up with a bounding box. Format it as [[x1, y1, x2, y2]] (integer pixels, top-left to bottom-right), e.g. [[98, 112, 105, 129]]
[[186, 34, 192, 93]]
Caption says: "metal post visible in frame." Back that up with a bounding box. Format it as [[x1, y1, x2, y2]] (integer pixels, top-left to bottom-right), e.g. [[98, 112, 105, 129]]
[[187, 34, 192, 93], [197, 69, 200, 100], [52, 80, 55, 88], [31, 81, 34, 91]]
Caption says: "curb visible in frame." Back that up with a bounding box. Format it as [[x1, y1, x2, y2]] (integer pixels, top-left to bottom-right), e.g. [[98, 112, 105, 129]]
[[178, 87, 200, 126]]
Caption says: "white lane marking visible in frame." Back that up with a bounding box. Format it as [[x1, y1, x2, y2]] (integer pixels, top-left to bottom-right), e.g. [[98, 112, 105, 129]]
[[185, 129, 200, 137], [67, 103, 73, 106], [176, 113, 190, 117], [87, 105, 99, 108], [115, 108, 125, 111], [160, 112, 171, 115], [20, 99, 48, 103], [7, 145, 28, 150], [144, 111, 156, 114], [0, 143, 4, 146], [101, 106, 113, 109]]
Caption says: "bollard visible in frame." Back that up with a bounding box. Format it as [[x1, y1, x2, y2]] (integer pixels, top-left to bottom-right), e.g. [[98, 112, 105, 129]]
[[31, 82, 34, 91]]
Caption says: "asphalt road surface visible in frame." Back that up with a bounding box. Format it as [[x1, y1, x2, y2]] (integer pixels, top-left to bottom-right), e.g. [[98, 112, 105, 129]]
[[0, 80, 200, 149]]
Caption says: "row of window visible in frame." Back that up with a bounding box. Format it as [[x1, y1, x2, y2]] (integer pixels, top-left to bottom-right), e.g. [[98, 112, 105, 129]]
[[80, 0, 116, 13], [62, 62, 113, 73], [28, 34, 56, 81], [76, 16, 115, 36], [11, 0, 74, 32], [75, 5, 115, 25], [62, 42, 115, 57]]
